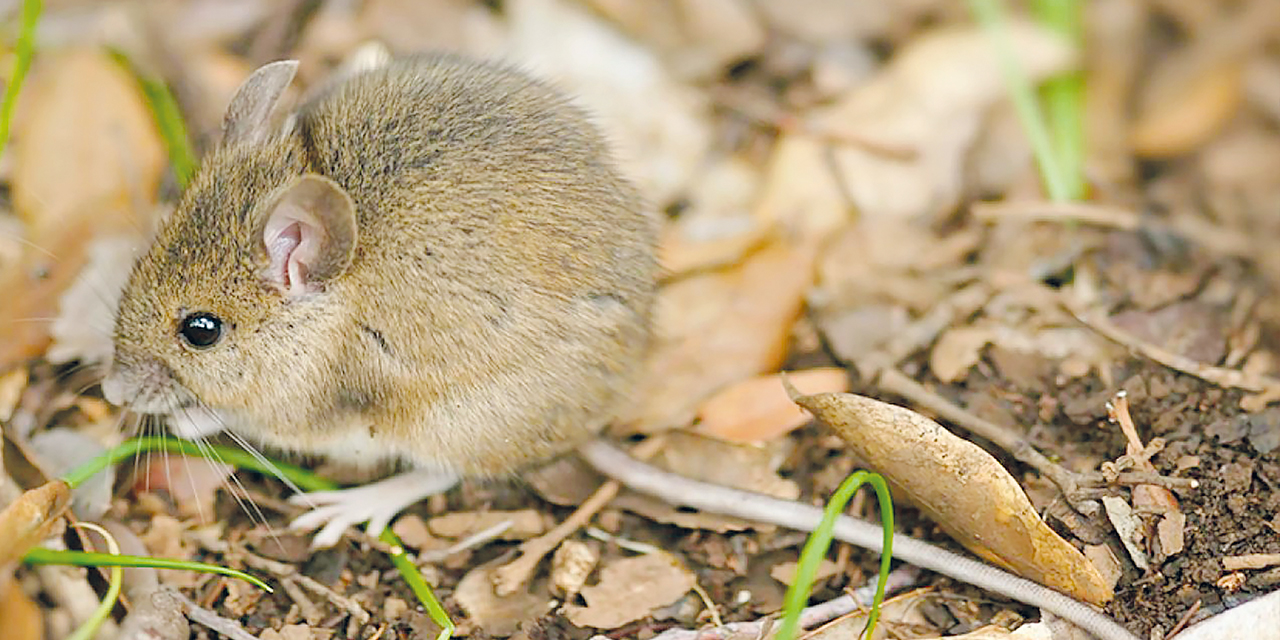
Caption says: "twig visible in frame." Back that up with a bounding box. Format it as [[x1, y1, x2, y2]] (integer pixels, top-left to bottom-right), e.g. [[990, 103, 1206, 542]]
[[417, 519, 513, 564], [1068, 303, 1280, 395], [494, 436, 665, 595], [238, 551, 371, 624], [173, 591, 259, 640]]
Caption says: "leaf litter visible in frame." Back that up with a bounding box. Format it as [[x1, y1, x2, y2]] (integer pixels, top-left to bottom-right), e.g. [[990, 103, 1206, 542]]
[[2, 0, 1280, 639]]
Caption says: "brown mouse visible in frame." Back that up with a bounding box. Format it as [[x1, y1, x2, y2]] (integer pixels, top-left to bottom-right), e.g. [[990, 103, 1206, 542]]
[[103, 53, 658, 545]]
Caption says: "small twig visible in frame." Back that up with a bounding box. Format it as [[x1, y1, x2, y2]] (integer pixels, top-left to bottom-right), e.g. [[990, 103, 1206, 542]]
[[238, 551, 371, 624], [584, 526, 663, 555], [280, 577, 323, 625], [1166, 599, 1203, 639], [689, 581, 724, 628], [417, 519, 513, 564], [173, 591, 259, 640], [494, 437, 665, 595], [1068, 303, 1280, 395]]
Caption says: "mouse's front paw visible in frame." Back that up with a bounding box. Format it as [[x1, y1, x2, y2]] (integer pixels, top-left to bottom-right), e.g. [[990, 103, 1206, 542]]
[[288, 469, 459, 548]]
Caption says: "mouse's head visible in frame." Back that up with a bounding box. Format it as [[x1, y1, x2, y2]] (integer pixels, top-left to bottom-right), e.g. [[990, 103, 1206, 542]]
[[102, 61, 358, 438]]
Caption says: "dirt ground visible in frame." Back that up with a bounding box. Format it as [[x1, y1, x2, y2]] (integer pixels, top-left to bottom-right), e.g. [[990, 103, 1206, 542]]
[[3, 1, 1280, 639]]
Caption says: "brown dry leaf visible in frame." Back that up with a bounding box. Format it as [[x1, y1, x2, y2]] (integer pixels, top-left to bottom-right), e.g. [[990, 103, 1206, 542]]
[[628, 237, 816, 432], [696, 368, 848, 442], [790, 390, 1113, 605], [769, 558, 840, 587], [505, 0, 711, 206], [583, 0, 765, 80], [454, 559, 547, 636], [753, 133, 851, 239], [806, 21, 1074, 219], [0, 481, 70, 567], [1, 49, 163, 369], [0, 580, 43, 640], [805, 587, 941, 640], [1130, 61, 1244, 158], [563, 552, 695, 629], [931, 326, 994, 383], [428, 509, 545, 540]]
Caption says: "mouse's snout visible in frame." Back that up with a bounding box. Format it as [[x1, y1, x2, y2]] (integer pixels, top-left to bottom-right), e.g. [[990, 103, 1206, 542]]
[[101, 349, 186, 414]]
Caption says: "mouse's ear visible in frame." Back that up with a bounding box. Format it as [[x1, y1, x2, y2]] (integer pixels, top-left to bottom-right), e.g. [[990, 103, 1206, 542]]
[[223, 60, 299, 147], [255, 174, 358, 297]]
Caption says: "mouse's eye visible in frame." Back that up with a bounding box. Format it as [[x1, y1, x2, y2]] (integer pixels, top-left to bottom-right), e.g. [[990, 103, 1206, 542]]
[[178, 312, 224, 349]]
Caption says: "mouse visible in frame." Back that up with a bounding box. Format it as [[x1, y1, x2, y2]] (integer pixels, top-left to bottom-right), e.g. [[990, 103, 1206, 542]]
[[102, 52, 658, 544], [101, 55, 1137, 640]]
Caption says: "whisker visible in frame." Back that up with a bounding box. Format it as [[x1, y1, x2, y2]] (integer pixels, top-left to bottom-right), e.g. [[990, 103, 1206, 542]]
[[173, 406, 210, 526], [221, 428, 313, 506]]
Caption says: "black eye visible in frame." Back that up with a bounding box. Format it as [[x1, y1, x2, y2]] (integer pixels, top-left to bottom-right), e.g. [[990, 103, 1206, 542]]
[[179, 312, 224, 349]]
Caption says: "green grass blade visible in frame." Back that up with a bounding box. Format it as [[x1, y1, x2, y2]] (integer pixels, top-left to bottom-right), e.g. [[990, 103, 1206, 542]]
[[775, 471, 894, 640], [25, 547, 273, 592], [1031, 0, 1085, 200], [63, 524, 123, 640], [109, 50, 198, 187], [969, 0, 1074, 202], [0, 0, 42, 157]]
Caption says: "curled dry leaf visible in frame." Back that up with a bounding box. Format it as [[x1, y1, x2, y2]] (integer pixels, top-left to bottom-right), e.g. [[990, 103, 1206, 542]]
[[789, 389, 1113, 605], [0, 481, 71, 567], [0, 581, 42, 640], [696, 368, 848, 443], [563, 551, 695, 629]]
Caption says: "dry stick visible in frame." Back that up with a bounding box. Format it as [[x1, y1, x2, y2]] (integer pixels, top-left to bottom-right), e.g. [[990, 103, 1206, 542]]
[[173, 591, 259, 640], [1068, 303, 1280, 395], [493, 436, 666, 595], [238, 552, 371, 625]]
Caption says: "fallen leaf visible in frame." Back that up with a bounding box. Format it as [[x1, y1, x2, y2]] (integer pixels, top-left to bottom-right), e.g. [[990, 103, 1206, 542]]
[[1, 48, 163, 369], [428, 510, 545, 540], [696, 368, 848, 442], [0, 580, 43, 640], [769, 558, 840, 587], [628, 237, 816, 432], [505, 0, 711, 205], [1101, 496, 1148, 572], [790, 390, 1113, 605], [564, 552, 695, 629], [454, 559, 547, 636], [550, 539, 598, 599], [0, 481, 70, 567], [806, 21, 1075, 219]]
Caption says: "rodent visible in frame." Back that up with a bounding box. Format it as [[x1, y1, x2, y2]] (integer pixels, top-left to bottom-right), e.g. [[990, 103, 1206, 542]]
[[101, 55, 1137, 640], [103, 52, 657, 476]]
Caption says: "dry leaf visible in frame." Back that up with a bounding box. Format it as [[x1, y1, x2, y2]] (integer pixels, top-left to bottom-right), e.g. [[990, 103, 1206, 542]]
[[696, 368, 848, 442], [806, 21, 1074, 219], [629, 237, 816, 431], [505, 0, 711, 205], [428, 510, 545, 540], [1130, 61, 1243, 158], [550, 539, 598, 599], [583, 0, 766, 80], [769, 558, 840, 587], [0, 481, 70, 567], [563, 552, 695, 629], [1, 49, 163, 369], [0, 580, 43, 640], [790, 390, 1113, 605], [454, 559, 548, 636]]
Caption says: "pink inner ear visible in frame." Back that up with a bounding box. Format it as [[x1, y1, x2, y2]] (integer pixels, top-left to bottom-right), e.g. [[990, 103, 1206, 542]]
[[263, 206, 322, 297]]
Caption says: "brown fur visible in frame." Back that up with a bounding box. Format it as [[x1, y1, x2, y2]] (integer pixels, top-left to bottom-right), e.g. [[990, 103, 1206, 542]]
[[107, 53, 658, 475]]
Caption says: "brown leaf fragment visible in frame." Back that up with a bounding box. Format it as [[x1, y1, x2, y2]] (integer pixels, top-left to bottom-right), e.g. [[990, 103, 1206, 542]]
[[0, 481, 70, 567], [1223, 553, 1280, 571], [696, 368, 848, 443], [0, 580, 43, 640], [563, 552, 695, 629], [788, 389, 1113, 605], [628, 237, 816, 432], [455, 560, 547, 636]]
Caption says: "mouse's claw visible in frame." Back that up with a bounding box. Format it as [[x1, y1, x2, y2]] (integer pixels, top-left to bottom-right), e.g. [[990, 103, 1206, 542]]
[[288, 468, 459, 548]]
